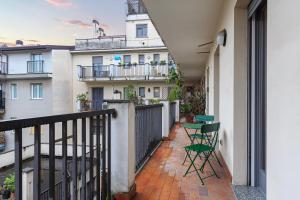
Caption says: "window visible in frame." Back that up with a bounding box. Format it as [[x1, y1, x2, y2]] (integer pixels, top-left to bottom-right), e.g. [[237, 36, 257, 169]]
[[123, 87, 129, 100], [31, 83, 43, 99], [139, 87, 145, 98], [136, 24, 148, 38], [92, 56, 103, 66], [123, 55, 131, 64], [11, 84, 17, 99], [138, 54, 145, 65], [153, 54, 160, 65], [153, 87, 160, 98]]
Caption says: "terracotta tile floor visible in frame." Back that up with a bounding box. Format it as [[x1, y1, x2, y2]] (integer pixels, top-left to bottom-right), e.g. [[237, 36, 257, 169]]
[[134, 124, 236, 200]]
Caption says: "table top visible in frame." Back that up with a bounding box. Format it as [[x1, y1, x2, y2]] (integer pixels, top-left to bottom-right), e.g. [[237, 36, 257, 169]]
[[183, 123, 203, 129]]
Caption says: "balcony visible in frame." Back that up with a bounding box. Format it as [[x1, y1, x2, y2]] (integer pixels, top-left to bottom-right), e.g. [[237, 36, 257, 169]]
[[0, 100, 181, 199], [74, 36, 165, 50], [27, 60, 44, 74], [0, 61, 8, 75], [126, 0, 147, 15], [78, 64, 173, 81]]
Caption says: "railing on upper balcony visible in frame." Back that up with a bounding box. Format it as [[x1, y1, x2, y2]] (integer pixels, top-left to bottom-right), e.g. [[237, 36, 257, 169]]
[[0, 61, 8, 74], [78, 63, 174, 80], [135, 104, 163, 171], [0, 109, 116, 200], [27, 60, 44, 73], [75, 35, 165, 50], [126, 0, 147, 15]]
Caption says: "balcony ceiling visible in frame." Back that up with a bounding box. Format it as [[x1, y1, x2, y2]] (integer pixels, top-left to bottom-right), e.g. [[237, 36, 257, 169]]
[[142, 0, 224, 80]]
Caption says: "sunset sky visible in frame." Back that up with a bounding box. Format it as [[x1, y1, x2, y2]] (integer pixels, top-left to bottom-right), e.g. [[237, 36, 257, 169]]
[[0, 0, 126, 45]]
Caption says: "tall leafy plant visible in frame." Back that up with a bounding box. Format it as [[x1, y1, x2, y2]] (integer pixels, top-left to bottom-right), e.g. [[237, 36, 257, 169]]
[[166, 68, 183, 101]]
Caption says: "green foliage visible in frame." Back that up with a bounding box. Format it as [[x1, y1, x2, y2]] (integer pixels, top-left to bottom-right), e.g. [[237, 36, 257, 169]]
[[160, 60, 166, 65], [4, 174, 15, 192], [149, 99, 161, 104], [127, 84, 138, 104], [76, 92, 88, 102], [180, 103, 192, 114], [166, 68, 183, 101], [168, 87, 181, 101]]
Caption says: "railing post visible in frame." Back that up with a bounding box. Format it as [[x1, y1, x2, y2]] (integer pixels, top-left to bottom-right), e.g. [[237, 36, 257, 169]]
[[160, 100, 170, 138], [107, 101, 136, 195], [175, 100, 180, 122]]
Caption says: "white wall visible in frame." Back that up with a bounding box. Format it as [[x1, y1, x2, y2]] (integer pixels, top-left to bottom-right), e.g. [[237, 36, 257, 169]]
[[205, 0, 248, 185], [7, 52, 52, 74], [126, 14, 165, 47], [51, 50, 73, 114], [267, 0, 300, 199]]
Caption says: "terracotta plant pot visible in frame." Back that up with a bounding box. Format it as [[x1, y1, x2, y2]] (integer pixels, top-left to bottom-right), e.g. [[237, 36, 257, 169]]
[[185, 114, 194, 123]]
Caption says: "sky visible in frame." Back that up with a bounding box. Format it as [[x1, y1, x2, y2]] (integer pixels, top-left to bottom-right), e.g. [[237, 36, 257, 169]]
[[0, 0, 126, 45]]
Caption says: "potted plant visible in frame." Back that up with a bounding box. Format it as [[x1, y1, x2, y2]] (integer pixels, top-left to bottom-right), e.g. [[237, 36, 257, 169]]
[[76, 92, 90, 111], [0, 132, 6, 152], [180, 103, 194, 123], [150, 61, 158, 66], [3, 174, 15, 200], [133, 62, 138, 67], [160, 60, 166, 65]]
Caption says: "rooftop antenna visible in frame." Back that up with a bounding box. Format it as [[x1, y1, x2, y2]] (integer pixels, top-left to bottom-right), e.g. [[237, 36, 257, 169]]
[[92, 19, 100, 38]]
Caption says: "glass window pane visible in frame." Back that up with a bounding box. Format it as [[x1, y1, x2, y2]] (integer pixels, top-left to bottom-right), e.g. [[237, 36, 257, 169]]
[[139, 54, 145, 64], [136, 24, 148, 38], [154, 87, 160, 98], [139, 87, 145, 98]]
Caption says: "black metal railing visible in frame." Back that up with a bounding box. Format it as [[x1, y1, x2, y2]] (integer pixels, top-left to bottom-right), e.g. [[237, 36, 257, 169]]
[[0, 90, 5, 110], [127, 0, 147, 15], [0, 109, 116, 200], [40, 178, 71, 200], [135, 104, 162, 171], [78, 64, 170, 80], [0, 61, 8, 74], [27, 60, 44, 73], [169, 102, 176, 130]]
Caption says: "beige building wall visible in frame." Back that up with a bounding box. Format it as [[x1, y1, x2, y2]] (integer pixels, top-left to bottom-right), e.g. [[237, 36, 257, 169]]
[[126, 14, 165, 47], [205, 0, 249, 185]]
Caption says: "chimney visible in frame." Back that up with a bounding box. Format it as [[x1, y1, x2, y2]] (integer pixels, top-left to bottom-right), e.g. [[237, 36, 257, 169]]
[[16, 40, 24, 46]]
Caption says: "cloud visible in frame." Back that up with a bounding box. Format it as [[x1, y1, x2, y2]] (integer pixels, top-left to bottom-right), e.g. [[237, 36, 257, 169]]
[[54, 18, 92, 29], [46, 0, 75, 8]]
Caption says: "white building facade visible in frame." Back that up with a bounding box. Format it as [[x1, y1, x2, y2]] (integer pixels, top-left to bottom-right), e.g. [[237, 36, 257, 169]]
[[0, 45, 73, 151], [71, 0, 176, 111]]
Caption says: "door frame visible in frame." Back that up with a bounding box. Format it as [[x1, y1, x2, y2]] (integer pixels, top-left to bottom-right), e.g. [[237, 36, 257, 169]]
[[247, 0, 267, 194]]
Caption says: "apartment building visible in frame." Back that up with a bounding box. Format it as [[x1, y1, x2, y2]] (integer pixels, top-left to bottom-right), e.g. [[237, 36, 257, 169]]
[[71, 0, 176, 111], [0, 44, 73, 151]]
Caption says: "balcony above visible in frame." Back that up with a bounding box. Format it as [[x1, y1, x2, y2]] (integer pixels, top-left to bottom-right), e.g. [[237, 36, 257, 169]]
[[74, 36, 165, 51], [27, 60, 45, 74], [78, 64, 175, 82], [0, 60, 52, 80], [126, 0, 148, 15], [0, 61, 8, 75]]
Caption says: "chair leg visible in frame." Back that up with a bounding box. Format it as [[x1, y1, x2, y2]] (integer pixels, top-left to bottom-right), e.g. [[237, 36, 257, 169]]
[[206, 158, 220, 178], [212, 150, 223, 167], [184, 150, 204, 185]]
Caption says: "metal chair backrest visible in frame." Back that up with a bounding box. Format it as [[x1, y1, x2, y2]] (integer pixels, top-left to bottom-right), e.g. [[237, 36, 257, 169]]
[[201, 122, 220, 150]]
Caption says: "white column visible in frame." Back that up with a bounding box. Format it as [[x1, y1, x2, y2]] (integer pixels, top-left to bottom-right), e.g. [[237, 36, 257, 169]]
[[22, 167, 33, 200], [107, 102, 136, 193], [160, 100, 170, 138], [175, 100, 180, 122]]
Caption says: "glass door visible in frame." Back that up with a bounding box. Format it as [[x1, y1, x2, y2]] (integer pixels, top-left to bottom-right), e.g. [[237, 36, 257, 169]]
[[248, 0, 267, 194]]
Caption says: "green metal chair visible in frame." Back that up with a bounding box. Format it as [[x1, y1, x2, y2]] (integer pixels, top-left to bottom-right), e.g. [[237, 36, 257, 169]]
[[183, 122, 221, 185]]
